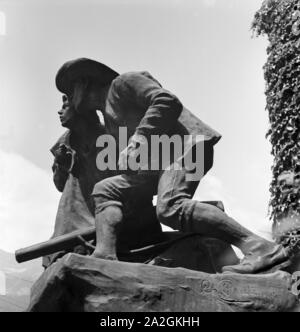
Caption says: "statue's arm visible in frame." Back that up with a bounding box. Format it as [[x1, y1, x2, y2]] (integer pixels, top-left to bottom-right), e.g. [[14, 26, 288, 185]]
[[51, 143, 74, 193], [114, 72, 183, 138], [52, 161, 69, 193]]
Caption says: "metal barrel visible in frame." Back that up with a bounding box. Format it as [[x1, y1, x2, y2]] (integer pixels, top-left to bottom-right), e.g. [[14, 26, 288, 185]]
[[15, 226, 96, 263]]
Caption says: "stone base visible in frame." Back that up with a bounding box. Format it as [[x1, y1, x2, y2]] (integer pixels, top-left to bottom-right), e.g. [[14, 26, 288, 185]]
[[28, 254, 300, 312]]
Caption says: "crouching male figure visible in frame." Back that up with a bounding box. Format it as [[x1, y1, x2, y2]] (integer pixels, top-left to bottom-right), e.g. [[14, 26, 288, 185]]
[[55, 58, 291, 274]]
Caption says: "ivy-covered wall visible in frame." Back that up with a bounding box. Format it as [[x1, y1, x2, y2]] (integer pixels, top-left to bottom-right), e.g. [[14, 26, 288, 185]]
[[253, 0, 300, 249]]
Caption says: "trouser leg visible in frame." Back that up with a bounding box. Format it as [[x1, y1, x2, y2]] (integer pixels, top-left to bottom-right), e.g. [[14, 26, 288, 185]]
[[93, 205, 123, 260], [92, 174, 156, 260], [156, 144, 290, 273], [186, 201, 255, 250], [156, 144, 262, 253]]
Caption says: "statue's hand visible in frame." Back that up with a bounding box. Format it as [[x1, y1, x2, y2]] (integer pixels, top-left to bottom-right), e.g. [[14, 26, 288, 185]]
[[55, 144, 74, 172]]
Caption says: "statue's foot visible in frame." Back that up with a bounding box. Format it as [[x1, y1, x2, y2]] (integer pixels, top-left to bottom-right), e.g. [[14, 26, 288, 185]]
[[222, 238, 291, 275], [91, 250, 118, 261]]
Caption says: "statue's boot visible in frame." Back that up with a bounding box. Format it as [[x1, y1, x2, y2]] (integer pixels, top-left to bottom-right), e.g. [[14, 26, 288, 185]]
[[222, 238, 291, 274]]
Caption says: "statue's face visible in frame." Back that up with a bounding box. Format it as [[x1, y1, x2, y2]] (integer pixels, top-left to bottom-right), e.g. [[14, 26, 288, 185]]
[[58, 95, 77, 128], [70, 78, 104, 115]]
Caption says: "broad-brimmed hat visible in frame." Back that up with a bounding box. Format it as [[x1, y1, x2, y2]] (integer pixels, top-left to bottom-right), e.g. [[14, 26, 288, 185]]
[[56, 58, 119, 94]]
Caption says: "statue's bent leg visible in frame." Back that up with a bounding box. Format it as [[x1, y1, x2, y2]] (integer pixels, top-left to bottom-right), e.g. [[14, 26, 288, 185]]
[[156, 145, 290, 274], [92, 176, 125, 260], [92, 174, 156, 260], [93, 204, 123, 261]]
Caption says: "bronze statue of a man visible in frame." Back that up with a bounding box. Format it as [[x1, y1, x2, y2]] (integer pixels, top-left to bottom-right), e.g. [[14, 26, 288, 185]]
[[44, 93, 162, 268], [55, 58, 291, 274]]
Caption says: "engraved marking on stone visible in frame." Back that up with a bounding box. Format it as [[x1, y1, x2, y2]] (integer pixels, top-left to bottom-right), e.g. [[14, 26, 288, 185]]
[[186, 277, 216, 297], [217, 279, 234, 301]]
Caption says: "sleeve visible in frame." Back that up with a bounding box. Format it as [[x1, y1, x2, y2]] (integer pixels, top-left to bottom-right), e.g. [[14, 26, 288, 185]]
[[50, 131, 73, 192], [114, 72, 183, 138], [52, 162, 69, 193]]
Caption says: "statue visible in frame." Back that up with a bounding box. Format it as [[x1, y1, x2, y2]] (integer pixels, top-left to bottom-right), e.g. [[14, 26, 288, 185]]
[[43, 93, 163, 268], [16, 84, 237, 272], [15, 58, 300, 313], [50, 57, 292, 275]]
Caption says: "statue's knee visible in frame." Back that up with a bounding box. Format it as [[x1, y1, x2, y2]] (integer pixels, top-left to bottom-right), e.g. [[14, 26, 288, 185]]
[[156, 198, 196, 232], [156, 202, 180, 229], [92, 177, 124, 216], [93, 181, 104, 196], [93, 178, 114, 197]]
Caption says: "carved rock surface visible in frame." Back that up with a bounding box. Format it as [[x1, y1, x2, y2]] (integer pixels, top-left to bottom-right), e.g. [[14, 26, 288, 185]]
[[28, 254, 299, 312]]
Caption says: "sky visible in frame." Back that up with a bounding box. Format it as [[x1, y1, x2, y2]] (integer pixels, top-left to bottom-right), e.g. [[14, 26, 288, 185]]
[[0, 0, 272, 253]]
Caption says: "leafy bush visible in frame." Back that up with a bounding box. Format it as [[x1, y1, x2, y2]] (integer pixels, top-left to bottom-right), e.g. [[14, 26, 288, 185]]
[[253, 0, 300, 248]]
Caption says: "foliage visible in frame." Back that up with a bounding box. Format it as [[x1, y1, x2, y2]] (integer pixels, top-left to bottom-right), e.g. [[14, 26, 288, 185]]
[[253, 0, 300, 242]]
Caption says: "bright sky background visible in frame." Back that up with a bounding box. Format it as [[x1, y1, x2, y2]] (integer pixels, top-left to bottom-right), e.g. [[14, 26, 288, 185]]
[[0, 11, 5, 35], [0, 0, 272, 253]]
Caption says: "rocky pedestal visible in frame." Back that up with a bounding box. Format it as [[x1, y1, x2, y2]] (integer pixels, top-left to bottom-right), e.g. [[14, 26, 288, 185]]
[[28, 253, 300, 312]]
